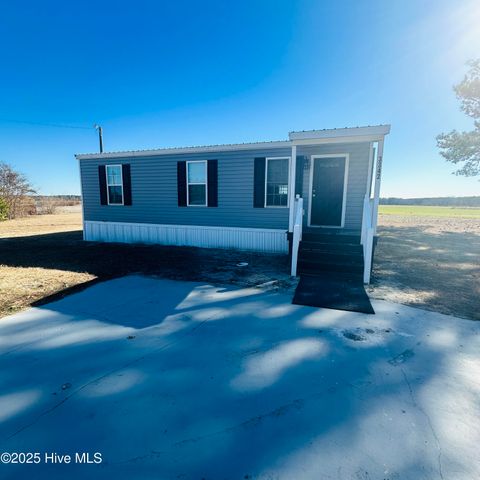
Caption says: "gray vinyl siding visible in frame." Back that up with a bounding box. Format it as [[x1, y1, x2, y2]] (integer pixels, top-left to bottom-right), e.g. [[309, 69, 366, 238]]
[[80, 142, 372, 231], [297, 142, 371, 231], [80, 148, 292, 230]]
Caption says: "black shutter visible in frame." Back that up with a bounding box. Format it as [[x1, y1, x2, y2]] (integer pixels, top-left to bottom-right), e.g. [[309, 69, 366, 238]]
[[98, 165, 107, 205], [295, 156, 305, 197], [177, 161, 187, 207], [253, 157, 266, 208], [122, 164, 132, 205], [207, 159, 218, 207]]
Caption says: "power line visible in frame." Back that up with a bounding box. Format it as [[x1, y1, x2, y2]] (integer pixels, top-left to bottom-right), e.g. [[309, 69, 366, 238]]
[[0, 118, 95, 130]]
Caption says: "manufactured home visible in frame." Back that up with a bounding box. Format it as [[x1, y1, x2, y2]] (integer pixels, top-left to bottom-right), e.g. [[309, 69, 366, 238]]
[[76, 125, 390, 284]]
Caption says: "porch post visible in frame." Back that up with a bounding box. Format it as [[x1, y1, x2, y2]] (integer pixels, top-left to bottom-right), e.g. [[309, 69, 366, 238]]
[[371, 138, 384, 235], [288, 144, 297, 232]]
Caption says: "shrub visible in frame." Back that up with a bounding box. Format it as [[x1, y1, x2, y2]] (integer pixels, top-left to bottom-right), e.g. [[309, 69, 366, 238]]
[[0, 197, 9, 221]]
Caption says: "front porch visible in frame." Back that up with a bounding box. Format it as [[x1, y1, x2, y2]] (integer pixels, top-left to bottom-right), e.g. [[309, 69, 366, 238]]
[[286, 126, 388, 284]]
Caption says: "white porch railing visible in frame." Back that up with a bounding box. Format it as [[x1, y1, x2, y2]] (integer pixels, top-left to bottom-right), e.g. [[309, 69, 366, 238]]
[[361, 195, 375, 284], [291, 195, 304, 276]]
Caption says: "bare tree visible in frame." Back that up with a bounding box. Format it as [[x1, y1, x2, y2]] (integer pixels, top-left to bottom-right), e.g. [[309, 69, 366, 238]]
[[0, 162, 36, 219]]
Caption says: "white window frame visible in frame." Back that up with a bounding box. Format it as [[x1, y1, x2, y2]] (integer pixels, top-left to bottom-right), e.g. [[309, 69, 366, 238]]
[[307, 154, 349, 228], [186, 160, 208, 207], [264, 156, 291, 208], [106, 164, 124, 206]]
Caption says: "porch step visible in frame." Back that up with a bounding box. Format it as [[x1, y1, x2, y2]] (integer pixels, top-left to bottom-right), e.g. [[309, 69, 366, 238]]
[[298, 268, 364, 282], [301, 233, 361, 245], [298, 257, 364, 274], [299, 251, 363, 265], [300, 241, 363, 254], [297, 232, 364, 277]]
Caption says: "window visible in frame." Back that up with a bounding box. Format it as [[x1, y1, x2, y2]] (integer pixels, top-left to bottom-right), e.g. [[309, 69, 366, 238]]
[[265, 157, 289, 207], [106, 165, 124, 205], [187, 161, 207, 206]]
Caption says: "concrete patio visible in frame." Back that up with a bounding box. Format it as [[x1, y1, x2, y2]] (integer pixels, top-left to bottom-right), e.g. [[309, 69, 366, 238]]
[[0, 275, 479, 479]]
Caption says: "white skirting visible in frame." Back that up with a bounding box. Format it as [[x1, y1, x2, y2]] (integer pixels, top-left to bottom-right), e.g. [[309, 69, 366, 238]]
[[83, 221, 289, 254]]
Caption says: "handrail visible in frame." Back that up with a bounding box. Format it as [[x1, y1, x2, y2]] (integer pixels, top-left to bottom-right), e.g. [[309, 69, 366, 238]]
[[290, 195, 304, 276], [361, 194, 374, 284]]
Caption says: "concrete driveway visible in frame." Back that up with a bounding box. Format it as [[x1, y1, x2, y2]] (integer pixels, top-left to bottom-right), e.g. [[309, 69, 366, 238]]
[[0, 275, 479, 479]]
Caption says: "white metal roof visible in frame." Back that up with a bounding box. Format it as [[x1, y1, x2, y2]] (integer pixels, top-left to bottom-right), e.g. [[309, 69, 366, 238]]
[[75, 124, 390, 160], [288, 124, 391, 140]]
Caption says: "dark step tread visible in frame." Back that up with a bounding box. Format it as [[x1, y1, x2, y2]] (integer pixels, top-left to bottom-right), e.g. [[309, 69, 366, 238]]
[[300, 245, 363, 255], [298, 255, 364, 266], [298, 262, 364, 274], [301, 233, 361, 245], [298, 270, 364, 281]]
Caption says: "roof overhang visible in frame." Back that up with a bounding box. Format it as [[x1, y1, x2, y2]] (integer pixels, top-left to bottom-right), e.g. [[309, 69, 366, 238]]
[[75, 125, 391, 160], [289, 125, 390, 141], [75, 140, 292, 160]]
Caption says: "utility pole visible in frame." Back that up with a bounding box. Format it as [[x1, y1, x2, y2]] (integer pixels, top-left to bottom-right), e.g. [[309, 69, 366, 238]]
[[94, 124, 104, 153]]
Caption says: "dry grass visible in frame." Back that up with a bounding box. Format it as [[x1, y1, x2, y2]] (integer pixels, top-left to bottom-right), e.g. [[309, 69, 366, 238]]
[[0, 266, 94, 317], [0, 212, 92, 317], [0, 211, 292, 319], [0, 212, 82, 238]]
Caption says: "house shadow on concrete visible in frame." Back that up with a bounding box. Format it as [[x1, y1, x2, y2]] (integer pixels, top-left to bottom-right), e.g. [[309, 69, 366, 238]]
[[1, 275, 479, 479]]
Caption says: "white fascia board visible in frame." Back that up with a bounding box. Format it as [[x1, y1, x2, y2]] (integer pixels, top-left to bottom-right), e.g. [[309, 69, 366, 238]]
[[75, 140, 291, 160], [292, 134, 387, 146], [76, 125, 391, 160], [289, 125, 391, 141]]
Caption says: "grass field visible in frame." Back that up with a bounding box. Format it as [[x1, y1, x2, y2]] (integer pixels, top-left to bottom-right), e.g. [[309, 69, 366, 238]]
[[379, 205, 480, 217]]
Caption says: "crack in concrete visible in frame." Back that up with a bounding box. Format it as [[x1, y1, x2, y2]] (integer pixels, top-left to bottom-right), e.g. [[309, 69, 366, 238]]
[[174, 398, 305, 448], [113, 382, 356, 466], [2, 313, 217, 444], [401, 368, 444, 480]]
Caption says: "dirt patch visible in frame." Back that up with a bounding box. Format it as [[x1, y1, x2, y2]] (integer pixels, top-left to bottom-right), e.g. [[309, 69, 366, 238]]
[[368, 214, 480, 321], [0, 213, 296, 318], [2, 211, 479, 320]]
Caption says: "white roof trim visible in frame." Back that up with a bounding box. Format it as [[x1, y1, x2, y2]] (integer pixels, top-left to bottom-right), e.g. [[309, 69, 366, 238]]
[[289, 125, 390, 141], [75, 125, 391, 160], [75, 140, 291, 160]]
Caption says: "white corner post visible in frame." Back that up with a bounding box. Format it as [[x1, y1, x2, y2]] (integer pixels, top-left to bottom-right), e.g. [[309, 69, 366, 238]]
[[291, 195, 303, 276], [371, 138, 384, 235], [288, 144, 297, 232]]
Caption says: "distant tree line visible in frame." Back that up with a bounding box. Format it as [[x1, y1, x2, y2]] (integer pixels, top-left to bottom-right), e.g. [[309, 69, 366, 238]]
[[32, 195, 81, 201], [380, 196, 480, 207]]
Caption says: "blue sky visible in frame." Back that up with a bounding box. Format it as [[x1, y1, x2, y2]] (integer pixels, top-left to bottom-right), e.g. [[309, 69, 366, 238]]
[[0, 0, 479, 197]]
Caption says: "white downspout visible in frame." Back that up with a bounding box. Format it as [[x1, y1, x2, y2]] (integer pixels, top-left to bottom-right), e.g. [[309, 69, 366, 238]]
[[288, 144, 297, 232]]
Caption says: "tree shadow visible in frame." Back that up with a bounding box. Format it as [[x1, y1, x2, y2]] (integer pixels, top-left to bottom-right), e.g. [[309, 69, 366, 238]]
[[0, 276, 477, 478]]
